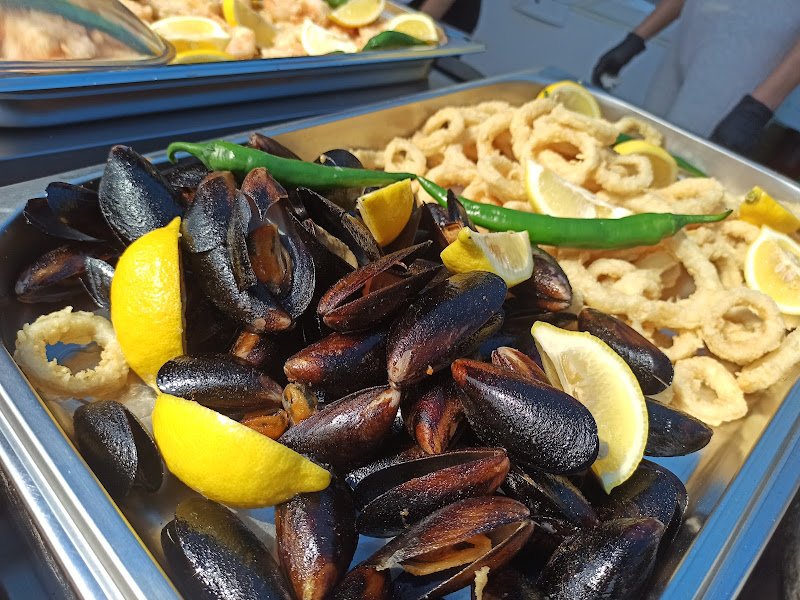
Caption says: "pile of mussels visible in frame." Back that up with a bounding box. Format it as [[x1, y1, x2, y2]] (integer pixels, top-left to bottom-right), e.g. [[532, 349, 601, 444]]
[[16, 135, 713, 600]]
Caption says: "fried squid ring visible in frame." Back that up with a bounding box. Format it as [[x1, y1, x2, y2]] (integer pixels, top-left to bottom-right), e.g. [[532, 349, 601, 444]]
[[737, 328, 800, 393], [476, 154, 525, 202], [425, 161, 479, 192], [14, 307, 129, 399], [664, 231, 723, 291], [672, 356, 747, 426], [700, 288, 785, 365], [546, 105, 619, 146], [383, 137, 427, 175], [411, 107, 466, 156], [350, 148, 384, 170], [617, 191, 675, 214], [660, 178, 728, 215], [595, 152, 654, 195], [476, 112, 515, 161], [614, 116, 664, 146], [587, 258, 663, 299], [462, 177, 501, 206], [520, 124, 602, 186], [510, 98, 557, 158], [659, 329, 705, 362]]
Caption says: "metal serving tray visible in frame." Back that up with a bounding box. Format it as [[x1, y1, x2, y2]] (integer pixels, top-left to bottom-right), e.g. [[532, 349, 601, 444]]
[[1, 69, 800, 599], [0, 3, 483, 128]]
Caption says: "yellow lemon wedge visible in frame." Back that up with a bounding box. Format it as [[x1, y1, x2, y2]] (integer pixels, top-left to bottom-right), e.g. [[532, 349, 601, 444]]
[[745, 226, 800, 315], [738, 186, 800, 233], [330, 0, 386, 28], [150, 16, 231, 53], [355, 178, 414, 246], [525, 159, 631, 219], [153, 393, 331, 507], [441, 227, 533, 288], [301, 19, 358, 55], [386, 12, 439, 43], [537, 80, 602, 118], [531, 321, 647, 493], [110, 218, 184, 387], [222, 0, 278, 47], [171, 49, 234, 64], [613, 139, 678, 188]]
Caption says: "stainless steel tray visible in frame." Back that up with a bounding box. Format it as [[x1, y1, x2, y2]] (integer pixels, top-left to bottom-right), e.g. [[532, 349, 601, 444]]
[[0, 3, 483, 128], [1, 69, 800, 599]]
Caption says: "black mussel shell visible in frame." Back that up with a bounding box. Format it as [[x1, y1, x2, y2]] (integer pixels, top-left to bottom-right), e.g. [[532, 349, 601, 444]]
[[247, 133, 302, 161], [79, 257, 115, 309], [181, 171, 236, 254], [645, 397, 713, 457]]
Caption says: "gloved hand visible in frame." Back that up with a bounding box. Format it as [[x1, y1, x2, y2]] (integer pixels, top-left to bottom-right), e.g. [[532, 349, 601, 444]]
[[591, 33, 646, 89], [710, 95, 774, 157]]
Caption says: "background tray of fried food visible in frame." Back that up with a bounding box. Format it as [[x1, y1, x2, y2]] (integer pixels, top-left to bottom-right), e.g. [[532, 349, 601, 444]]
[[0, 69, 799, 599]]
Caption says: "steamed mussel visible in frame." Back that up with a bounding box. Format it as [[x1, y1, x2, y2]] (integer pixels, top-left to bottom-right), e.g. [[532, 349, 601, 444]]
[[12, 137, 719, 600]]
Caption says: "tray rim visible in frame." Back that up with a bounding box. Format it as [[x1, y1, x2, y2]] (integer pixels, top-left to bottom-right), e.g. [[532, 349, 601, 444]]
[[1, 68, 800, 599]]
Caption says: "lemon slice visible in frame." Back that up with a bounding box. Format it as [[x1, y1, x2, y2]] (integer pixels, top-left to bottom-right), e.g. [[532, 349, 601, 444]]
[[745, 226, 800, 314], [222, 0, 278, 47], [525, 159, 631, 219], [301, 19, 358, 55], [356, 179, 414, 246], [386, 12, 439, 43], [110, 218, 184, 387], [531, 321, 647, 493], [441, 227, 533, 287], [330, 0, 386, 28], [613, 139, 678, 188], [537, 80, 602, 118], [739, 186, 800, 233], [151, 16, 231, 53], [171, 49, 234, 64], [153, 394, 331, 507]]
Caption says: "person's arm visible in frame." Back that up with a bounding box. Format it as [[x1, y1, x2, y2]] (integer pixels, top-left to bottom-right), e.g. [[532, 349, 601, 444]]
[[711, 37, 800, 155], [416, 0, 457, 20], [591, 0, 685, 89]]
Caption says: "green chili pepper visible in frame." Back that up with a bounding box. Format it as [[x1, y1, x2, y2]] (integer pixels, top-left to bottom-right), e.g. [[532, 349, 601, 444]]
[[167, 141, 415, 189], [324, 0, 349, 7], [614, 133, 707, 178], [362, 31, 428, 51], [417, 177, 731, 249]]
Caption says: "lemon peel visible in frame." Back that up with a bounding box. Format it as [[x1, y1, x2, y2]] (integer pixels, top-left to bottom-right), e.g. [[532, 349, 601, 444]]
[[613, 139, 678, 188], [537, 80, 602, 118], [356, 179, 414, 246], [440, 227, 533, 287], [745, 226, 800, 315]]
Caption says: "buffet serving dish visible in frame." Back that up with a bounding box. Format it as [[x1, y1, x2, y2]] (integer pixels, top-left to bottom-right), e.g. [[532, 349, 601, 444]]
[[0, 69, 799, 599]]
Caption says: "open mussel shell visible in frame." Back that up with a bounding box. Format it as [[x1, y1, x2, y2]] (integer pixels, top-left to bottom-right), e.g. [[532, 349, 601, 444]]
[[452, 359, 599, 474], [472, 566, 543, 600], [314, 149, 365, 211], [402, 376, 464, 454], [275, 475, 358, 600], [156, 353, 283, 411], [73, 400, 162, 499], [645, 397, 713, 457], [79, 257, 115, 309], [537, 517, 665, 600], [24, 180, 110, 242], [241, 167, 289, 222], [491, 346, 548, 384], [181, 171, 236, 254], [372, 496, 534, 600], [506, 246, 572, 314], [331, 563, 392, 600], [162, 497, 293, 600], [279, 385, 402, 473], [387, 272, 507, 387], [352, 448, 510, 537], [98, 145, 183, 244], [578, 308, 673, 395], [248, 132, 302, 161]]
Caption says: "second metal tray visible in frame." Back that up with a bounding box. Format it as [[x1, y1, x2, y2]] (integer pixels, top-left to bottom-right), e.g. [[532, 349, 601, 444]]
[[1, 70, 800, 599]]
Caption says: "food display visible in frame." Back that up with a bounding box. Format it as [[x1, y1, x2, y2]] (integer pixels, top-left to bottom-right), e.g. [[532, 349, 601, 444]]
[[7, 81, 800, 598]]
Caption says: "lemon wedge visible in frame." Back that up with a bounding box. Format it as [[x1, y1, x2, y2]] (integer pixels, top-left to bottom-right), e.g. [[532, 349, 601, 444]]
[[613, 139, 678, 188], [537, 80, 602, 118], [330, 0, 385, 28], [301, 19, 358, 55], [738, 186, 800, 233], [531, 321, 647, 493], [110, 218, 184, 387], [525, 159, 630, 219], [356, 178, 414, 247], [222, 0, 278, 47], [171, 49, 234, 64], [745, 226, 800, 314], [386, 12, 439, 43], [441, 227, 533, 287], [151, 16, 231, 53], [153, 393, 331, 507]]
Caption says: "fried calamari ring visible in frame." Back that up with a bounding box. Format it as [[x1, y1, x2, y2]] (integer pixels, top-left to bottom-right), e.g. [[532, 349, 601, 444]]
[[476, 112, 515, 161], [614, 116, 664, 146], [383, 137, 427, 175], [672, 356, 747, 426], [545, 105, 619, 146], [442, 143, 479, 173], [586, 258, 663, 299], [350, 148, 384, 170], [659, 329, 705, 362], [14, 307, 129, 399], [459, 101, 513, 126], [520, 123, 602, 186], [510, 98, 557, 158], [660, 178, 728, 215], [737, 328, 800, 393], [594, 152, 654, 195], [700, 288, 785, 365], [411, 107, 466, 156], [616, 191, 675, 214], [425, 161, 479, 196], [476, 154, 525, 202], [664, 231, 723, 291], [502, 200, 533, 212]]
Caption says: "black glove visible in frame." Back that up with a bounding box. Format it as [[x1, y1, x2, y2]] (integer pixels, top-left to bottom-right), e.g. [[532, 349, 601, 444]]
[[710, 94, 773, 157], [591, 33, 646, 89]]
